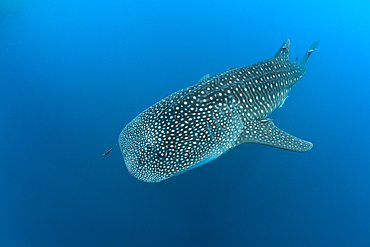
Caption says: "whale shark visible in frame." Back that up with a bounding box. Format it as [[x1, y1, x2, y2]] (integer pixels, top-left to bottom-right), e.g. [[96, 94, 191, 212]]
[[117, 39, 319, 182]]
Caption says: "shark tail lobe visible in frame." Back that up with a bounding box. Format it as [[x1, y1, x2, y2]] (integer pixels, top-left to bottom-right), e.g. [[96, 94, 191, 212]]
[[300, 40, 320, 66]]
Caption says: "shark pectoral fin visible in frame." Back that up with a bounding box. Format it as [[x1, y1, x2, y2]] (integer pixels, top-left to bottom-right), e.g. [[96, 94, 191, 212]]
[[237, 119, 313, 152]]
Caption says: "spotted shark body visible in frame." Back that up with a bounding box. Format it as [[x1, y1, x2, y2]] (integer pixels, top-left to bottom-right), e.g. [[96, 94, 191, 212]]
[[119, 39, 319, 183]]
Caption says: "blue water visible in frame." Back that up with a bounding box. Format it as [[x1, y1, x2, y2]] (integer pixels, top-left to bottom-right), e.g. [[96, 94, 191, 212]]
[[1, 0, 370, 246]]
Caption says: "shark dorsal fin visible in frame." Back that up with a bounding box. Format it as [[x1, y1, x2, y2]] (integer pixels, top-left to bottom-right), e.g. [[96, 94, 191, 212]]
[[197, 74, 209, 83], [272, 39, 290, 61]]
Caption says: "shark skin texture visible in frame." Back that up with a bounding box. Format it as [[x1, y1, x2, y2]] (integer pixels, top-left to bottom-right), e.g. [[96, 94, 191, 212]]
[[119, 39, 319, 183]]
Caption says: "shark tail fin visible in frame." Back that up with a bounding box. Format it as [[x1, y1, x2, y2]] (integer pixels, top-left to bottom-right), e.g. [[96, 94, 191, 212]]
[[300, 40, 320, 66]]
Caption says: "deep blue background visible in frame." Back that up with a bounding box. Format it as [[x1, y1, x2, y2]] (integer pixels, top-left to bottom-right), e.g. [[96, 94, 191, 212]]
[[1, 0, 370, 246]]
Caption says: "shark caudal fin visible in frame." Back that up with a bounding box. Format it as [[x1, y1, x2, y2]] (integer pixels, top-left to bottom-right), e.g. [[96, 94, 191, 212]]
[[300, 40, 320, 66]]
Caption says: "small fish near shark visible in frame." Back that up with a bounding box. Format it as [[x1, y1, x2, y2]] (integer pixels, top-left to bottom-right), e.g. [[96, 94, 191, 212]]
[[106, 39, 319, 183]]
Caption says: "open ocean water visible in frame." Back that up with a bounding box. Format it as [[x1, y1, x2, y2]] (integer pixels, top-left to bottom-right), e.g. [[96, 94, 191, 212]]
[[1, 0, 370, 246]]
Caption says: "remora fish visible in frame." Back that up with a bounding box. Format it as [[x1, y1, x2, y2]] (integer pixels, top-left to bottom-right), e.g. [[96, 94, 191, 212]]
[[118, 39, 319, 183]]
